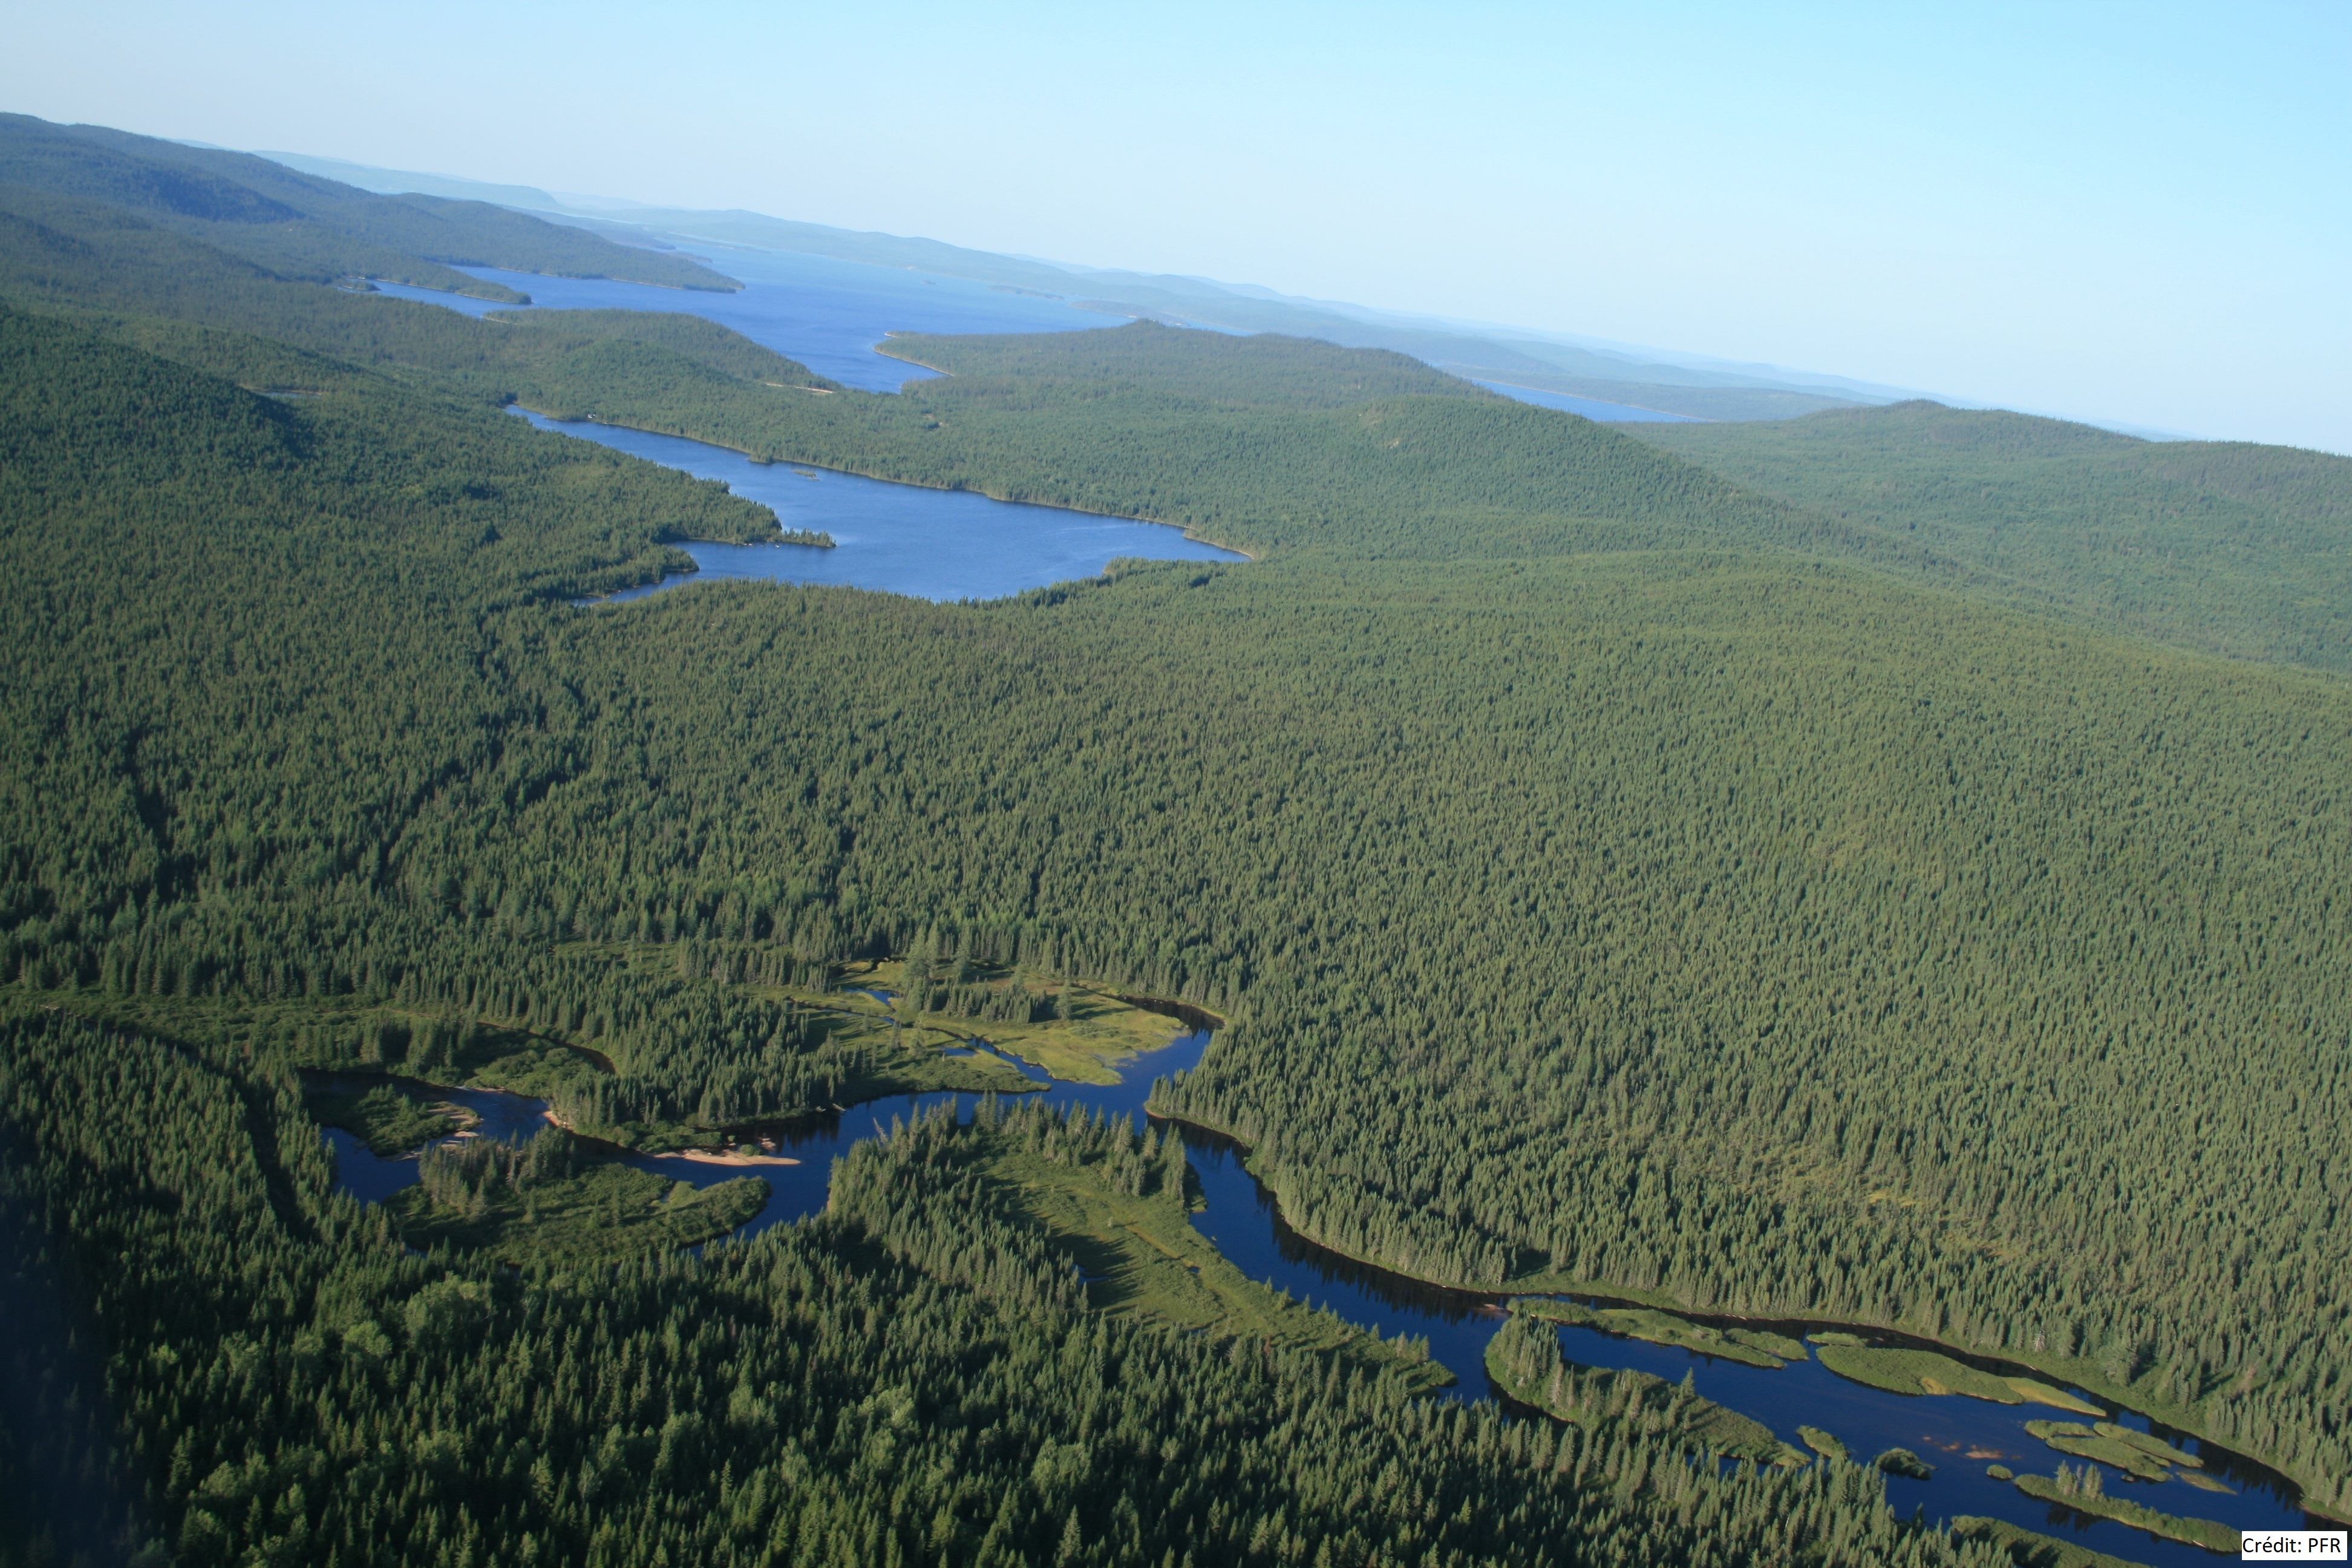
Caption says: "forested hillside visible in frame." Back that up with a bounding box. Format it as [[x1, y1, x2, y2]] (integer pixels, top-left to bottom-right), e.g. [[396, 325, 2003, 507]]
[[1632, 401, 2352, 672], [0, 113, 741, 297], [4, 136, 2351, 1561], [1, 1009, 1994, 1567], [0, 184, 832, 397]]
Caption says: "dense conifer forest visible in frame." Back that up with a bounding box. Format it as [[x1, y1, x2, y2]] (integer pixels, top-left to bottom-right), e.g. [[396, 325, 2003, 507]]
[[6, 1010, 2016, 1567], [3, 115, 2350, 1563], [1630, 402, 2352, 673]]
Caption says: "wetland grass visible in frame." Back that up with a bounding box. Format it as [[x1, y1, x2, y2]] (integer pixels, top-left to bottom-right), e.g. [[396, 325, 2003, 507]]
[[1815, 1344, 2103, 1414], [2011, 1469, 2241, 1554], [305, 1082, 453, 1155], [1512, 1299, 1805, 1368]]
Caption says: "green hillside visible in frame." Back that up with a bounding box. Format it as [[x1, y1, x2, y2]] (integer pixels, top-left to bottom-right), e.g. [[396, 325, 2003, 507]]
[[0, 298, 1998, 1568], [1471, 373, 1859, 421], [1633, 400, 2352, 671], [4, 134, 2350, 1561], [415, 182, 1885, 418], [0, 113, 742, 296], [0, 185, 837, 400]]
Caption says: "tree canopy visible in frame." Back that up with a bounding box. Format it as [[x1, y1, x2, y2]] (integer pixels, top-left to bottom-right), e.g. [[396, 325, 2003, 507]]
[[4, 136, 2350, 1561]]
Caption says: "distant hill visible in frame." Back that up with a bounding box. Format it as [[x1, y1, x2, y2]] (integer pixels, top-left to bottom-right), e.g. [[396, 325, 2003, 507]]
[[1632, 400, 2352, 672], [0, 115, 742, 299], [258, 149, 1918, 420]]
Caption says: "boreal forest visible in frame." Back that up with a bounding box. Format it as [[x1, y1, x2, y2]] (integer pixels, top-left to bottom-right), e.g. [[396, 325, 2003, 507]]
[[2, 113, 2348, 1568]]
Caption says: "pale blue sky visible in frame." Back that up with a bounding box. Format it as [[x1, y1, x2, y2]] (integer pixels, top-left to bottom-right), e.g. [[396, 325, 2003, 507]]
[[8, 1, 2347, 449]]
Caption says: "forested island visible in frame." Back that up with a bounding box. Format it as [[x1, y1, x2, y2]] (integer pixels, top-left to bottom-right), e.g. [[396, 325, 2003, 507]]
[[4, 115, 2349, 1566]]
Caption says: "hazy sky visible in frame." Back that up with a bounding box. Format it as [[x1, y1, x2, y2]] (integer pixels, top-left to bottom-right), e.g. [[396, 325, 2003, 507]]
[[8, 1, 2347, 450]]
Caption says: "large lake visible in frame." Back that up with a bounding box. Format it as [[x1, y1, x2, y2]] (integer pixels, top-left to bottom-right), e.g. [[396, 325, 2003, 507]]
[[370, 244, 1134, 391], [381, 251, 1247, 598], [371, 243, 1688, 420]]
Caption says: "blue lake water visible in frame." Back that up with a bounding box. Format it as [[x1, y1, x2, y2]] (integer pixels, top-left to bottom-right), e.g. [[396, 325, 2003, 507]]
[[511, 409, 1243, 603], [371, 256, 1246, 599], [1472, 379, 1702, 422], [366, 244, 1125, 391]]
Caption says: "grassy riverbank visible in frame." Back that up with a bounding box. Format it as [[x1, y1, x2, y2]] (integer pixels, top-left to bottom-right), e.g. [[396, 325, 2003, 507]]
[[842, 956, 1196, 1084], [1950, 1516, 2153, 1568], [1514, 1299, 1805, 1368], [1812, 1345, 2104, 1414], [384, 1129, 770, 1264], [1485, 1311, 1800, 1465], [2010, 1472, 2241, 1554], [829, 1097, 1451, 1393]]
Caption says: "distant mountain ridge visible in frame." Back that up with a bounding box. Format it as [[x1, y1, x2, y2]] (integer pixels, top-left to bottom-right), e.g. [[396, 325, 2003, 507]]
[[259, 148, 1935, 422], [1632, 400, 2352, 671], [0, 116, 743, 302]]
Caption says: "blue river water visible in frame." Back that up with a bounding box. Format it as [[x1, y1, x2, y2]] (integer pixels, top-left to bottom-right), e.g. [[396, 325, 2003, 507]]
[[511, 409, 1243, 604], [325, 1025, 2316, 1564]]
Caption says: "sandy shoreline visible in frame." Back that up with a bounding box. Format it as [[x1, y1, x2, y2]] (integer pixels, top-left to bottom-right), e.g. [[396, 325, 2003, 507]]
[[666, 1148, 802, 1168], [538, 1106, 801, 1165]]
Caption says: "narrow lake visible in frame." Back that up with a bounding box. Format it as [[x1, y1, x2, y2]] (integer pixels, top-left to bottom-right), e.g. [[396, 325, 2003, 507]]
[[513, 410, 1243, 603], [365, 245, 1127, 392], [368, 247, 1687, 422], [326, 1028, 2314, 1566]]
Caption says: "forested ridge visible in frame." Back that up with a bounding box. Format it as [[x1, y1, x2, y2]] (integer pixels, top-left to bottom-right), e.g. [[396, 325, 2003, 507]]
[[1632, 401, 2352, 673], [4, 129, 2351, 1561], [0, 114, 742, 297]]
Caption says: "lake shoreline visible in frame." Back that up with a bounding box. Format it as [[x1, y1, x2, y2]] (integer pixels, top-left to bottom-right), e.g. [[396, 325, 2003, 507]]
[[509, 400, 1262, 566]]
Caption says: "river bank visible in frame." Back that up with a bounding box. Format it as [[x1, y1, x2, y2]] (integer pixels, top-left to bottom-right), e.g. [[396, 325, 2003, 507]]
[[1152, 1107, 2334, 1561]]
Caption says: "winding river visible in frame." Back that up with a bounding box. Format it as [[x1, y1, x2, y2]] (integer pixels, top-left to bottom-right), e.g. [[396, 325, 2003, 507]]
[[327, 1026, 2320, 1566]]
